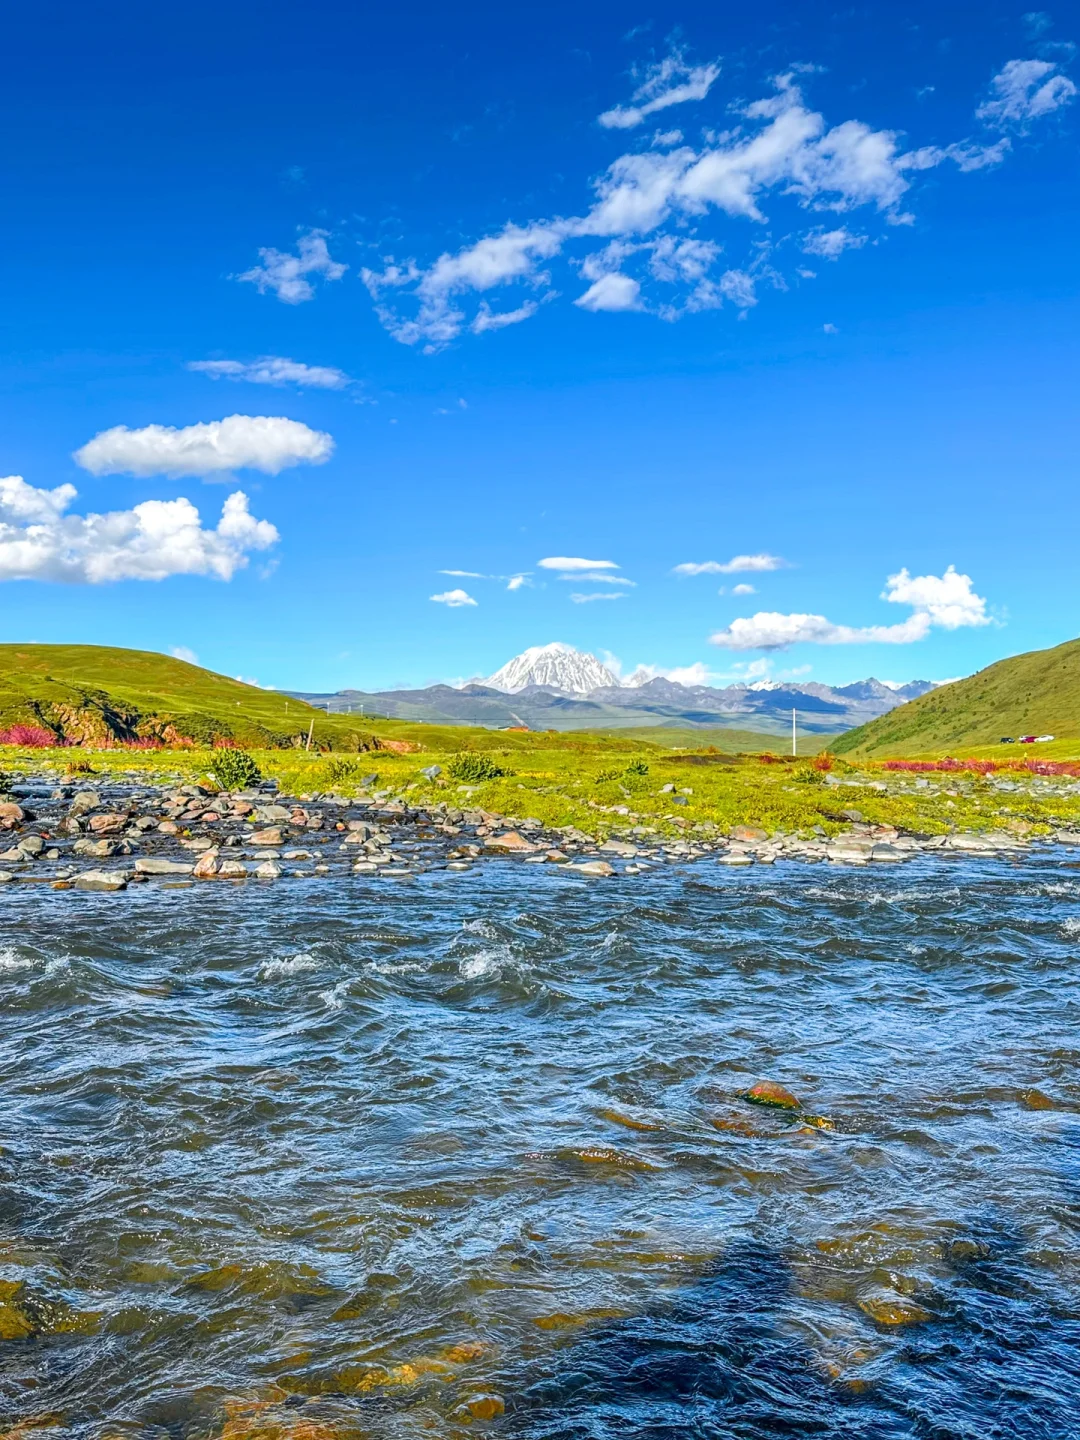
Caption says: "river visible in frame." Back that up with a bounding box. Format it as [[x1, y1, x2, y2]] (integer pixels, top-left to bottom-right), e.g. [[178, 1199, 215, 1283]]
[[2, 854, 1079, 1437]]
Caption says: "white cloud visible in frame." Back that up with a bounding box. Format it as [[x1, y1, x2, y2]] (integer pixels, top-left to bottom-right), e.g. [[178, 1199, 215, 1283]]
[[555, 571, 634, 585], [803, 226, 867, 259], [0, 476, 278, 584], [881, 564, 990, 629], [599, 49, 721, 130], [74, 415, 333, 478], [188, 357, 350, 389], [570, 592, 625, 603], [977, 58, 1076, 128], [823, 322, 839, 333], [674, 553, 786, 575], [430, 588, 478, 607], [364, 73, 975, 348], [709, 565, 990, 650], [575, 272, 643, 312], [440, 569, 486, 578], [171, 646, 199, 664], [506, 574, 527, 591], [360, 57, 1072, 348], [539, 556, 618, 570], [471, 300, 540, 333], [624, 660, 718, 686], [236, 230, 347, 304], [731, 582, 756, 595]]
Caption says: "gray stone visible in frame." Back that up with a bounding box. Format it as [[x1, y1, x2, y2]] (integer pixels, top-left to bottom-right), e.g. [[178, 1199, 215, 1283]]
[[74, 869, 129, 892], [568, 860, 616, 877], [419, 765, 442, 779], [255, 860, 282, 879], [600, 840, 639, 857], [73, 838, 118, 859], [70, 790, 101, 814], [134, 858, 194, 876], [871, 843, 909, 862]]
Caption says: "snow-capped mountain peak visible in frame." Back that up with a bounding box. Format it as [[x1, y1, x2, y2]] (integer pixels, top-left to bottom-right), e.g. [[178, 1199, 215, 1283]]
[[485, 643, 619, 694]]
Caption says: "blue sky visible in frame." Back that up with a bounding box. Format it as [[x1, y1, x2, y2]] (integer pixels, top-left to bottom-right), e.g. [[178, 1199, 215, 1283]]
[[1, 1, 1077, 691]]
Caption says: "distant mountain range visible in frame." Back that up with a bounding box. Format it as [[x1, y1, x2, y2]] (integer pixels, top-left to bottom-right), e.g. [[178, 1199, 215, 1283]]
[[291, 643, 939, 737]]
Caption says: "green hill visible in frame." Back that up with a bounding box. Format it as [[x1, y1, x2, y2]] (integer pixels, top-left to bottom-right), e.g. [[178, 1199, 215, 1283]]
[[0, 644, 380, 751], [833, 637, 1080, 757]]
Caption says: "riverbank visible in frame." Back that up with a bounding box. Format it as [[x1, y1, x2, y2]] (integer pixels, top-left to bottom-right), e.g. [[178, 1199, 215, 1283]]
[[1, 760, 1079, 893]]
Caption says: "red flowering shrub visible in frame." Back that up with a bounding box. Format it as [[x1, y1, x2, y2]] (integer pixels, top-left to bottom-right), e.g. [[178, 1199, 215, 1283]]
[[0, 725, 59, 747]]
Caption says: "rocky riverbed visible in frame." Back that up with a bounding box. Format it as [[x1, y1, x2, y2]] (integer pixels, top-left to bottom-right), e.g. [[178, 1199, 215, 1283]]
[[1, 775, 1079, 893]]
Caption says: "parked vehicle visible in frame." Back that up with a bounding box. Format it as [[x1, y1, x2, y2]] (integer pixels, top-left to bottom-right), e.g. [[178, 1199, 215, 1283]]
[[999, 736, 1015, 744], [1019, 735, 1036, 744]]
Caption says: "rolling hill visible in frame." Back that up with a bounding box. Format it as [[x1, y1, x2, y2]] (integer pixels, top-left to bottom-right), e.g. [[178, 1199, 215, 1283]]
[[0, 644, 380, 750], [833, 637, 1080, 757]]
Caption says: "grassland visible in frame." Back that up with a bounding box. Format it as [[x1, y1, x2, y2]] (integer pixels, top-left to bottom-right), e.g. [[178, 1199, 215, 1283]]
[[836, 637, 1080, 757], [2, 643, 1079, 840]]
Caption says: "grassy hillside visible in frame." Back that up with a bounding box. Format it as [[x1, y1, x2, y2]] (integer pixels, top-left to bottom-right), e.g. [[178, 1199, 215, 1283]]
[[834, 637, 1080, 758], [0, 644, 382, 751]]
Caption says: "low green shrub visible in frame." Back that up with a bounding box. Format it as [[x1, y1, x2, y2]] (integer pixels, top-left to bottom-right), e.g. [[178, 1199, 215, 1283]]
[[624, 759, 650, 777], [210, 748, 262, 791], [594, 767, 620, 783], [326, 756, 360, 785], [447, 752, 511, 782]]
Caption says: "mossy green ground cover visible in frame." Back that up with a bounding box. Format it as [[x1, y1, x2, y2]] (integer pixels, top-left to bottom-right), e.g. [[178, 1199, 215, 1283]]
[[6, 732, 1079, 842]]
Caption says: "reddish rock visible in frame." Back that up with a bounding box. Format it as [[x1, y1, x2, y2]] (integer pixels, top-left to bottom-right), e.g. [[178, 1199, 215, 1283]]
[[731, 825, 768, 843], [157, 820, 180, 834], [192, 851, 221, 879], [250, 827, 284, 846], [0, 803, 24, 828], [89, 813, 127, 835], [485, 830, 535, 852], [743, 1080, 801, 1110]]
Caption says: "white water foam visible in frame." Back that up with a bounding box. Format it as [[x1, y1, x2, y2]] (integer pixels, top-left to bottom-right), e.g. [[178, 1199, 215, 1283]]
[[259, 952, 320, 980]]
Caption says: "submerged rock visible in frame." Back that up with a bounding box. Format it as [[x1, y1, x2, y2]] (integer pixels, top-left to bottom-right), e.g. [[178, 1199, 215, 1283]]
[[568, 860, 616, 877], [744, 1080, 801, 1110]]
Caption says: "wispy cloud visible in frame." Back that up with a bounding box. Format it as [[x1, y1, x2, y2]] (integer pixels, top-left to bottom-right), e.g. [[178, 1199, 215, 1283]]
[[598, 48, 721, 130], [977, 58, 1076, 129], [74, 415, 333, 479], [674, 553, 787, 575], [709, 565, 990, 650], [571, 591, 625, 603], [236, 229, 346, 304], [555, 571, 635, 586], [358, 50, 1063, 350], [188, 356, 350, 389], [430, 588, 478, 607]]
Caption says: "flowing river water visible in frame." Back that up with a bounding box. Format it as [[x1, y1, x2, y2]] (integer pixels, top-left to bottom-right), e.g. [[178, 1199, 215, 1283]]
[[2, 853, 1080, 1438]]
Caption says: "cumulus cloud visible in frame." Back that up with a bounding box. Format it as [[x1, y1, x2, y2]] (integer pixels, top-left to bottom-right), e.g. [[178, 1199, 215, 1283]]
[[430, 588, 478, 607], [709, 565, 990, 650], [74, 415, 334, 479], [236, 230, 346, 303], [803, 226, 867, 259], [538, 556, 618, 570], [171, 646, 199, 664], [188, 357, 350, 389], [977, 58, 1076, 128], [674, 553, 786, 575], [881, 564, 990, 629], [599, 49, 721, 129], [731, 582, 756, 595], [0, 476, 278, 584]]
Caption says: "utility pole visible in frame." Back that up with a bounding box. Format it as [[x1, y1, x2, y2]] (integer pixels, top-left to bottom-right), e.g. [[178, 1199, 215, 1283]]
[[791, 708, 797, 757]]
